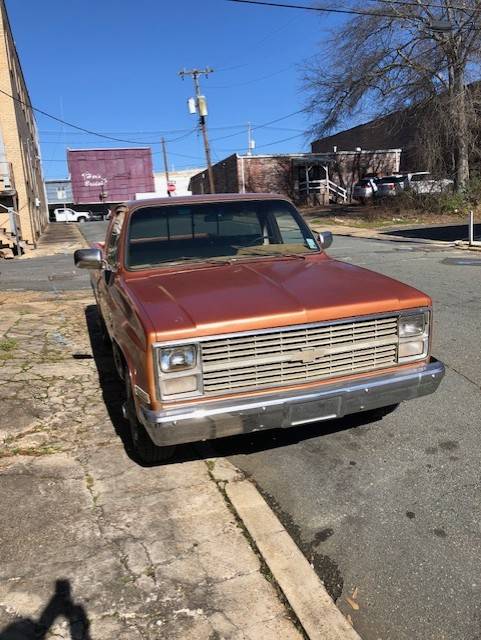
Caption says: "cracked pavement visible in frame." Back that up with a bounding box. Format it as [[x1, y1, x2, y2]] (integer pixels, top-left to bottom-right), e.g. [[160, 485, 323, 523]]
[[0, 224, 303, 640]]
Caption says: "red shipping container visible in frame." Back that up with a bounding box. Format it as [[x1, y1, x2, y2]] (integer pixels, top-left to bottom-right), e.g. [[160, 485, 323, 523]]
[[68, 148, 155, 204]]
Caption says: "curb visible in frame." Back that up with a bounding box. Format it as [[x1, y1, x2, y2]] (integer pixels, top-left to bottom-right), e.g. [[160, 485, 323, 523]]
[[209, 457, 362, 640], [329, 229, 454, 247], [310, 222, 456, 247], [454, 241, 481, 252]]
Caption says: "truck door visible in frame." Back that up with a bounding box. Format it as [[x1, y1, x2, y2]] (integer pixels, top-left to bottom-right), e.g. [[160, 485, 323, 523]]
[[97, 210, 125, 334]]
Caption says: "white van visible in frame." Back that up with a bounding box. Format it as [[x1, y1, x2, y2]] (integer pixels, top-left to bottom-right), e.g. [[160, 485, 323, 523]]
[[53, 208, 91, 223]]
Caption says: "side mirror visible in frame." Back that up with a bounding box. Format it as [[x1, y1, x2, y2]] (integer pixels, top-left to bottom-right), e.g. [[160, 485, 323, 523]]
[[317, 231, 333, 250], [74, 248, 103, 269]]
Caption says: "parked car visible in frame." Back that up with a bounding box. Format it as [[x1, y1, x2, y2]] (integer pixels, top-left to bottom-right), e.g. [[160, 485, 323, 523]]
[[74, 194, 444, 463], [352, 177, 379, 204], [53, 207, 91, 223], [407, 172, 454, 194], [376, 175, 408, 197], [89, 211, 109, 221]]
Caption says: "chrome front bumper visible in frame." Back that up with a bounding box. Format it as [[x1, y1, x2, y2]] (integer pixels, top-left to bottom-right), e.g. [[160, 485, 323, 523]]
[[139, 358, 445, 447]]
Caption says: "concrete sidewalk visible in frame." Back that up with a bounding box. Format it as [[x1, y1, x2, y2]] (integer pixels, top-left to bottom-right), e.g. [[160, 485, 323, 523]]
[[0, 290, 303, 639], [20, 222, 88, 259]]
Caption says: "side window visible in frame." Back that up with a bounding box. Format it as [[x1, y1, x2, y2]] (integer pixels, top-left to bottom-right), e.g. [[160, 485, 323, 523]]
[[105, 209, 125, 266], [273, 209, 306, 244]]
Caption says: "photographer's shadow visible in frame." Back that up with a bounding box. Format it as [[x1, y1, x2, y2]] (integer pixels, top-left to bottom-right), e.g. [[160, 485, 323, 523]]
[[0, 579, 91, 640]]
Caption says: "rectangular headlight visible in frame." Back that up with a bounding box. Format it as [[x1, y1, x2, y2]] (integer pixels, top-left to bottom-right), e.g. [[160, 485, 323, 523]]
[[399, 313, 425, 337], [398, 310, 430, 363], [156, 343, 203, 399], [160, 345, 197, 373]]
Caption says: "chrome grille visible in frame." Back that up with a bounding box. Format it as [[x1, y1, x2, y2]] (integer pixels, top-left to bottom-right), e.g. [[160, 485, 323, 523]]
[[200, 316, 399, 395]]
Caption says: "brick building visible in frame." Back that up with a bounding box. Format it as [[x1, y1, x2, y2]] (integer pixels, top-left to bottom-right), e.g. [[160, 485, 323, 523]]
[[311, 111, 420, 172], [0, 0, 48, 254], [189, 151, 401, 203]]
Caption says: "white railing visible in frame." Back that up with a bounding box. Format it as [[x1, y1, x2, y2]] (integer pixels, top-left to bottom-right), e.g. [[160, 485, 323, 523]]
[[327, 179, 347, 202], [298, 179, 347, 203]]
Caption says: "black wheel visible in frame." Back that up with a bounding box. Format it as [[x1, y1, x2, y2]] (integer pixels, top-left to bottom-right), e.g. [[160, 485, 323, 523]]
[[124, 367, 175, 463], [77, 216, 87, 223]]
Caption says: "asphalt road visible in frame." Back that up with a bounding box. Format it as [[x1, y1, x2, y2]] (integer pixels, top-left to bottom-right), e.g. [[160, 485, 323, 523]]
[[4, 223, 480, 639], [79, 220, 109, 245], [0, 222, 108, 292], [213, 237, 481, 640]]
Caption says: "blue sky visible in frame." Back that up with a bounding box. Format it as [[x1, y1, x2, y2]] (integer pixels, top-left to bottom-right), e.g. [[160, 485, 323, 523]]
[[7, 0, 343, 179]]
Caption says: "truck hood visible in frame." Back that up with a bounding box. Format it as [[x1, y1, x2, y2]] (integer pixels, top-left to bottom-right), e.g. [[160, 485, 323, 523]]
[[123, 255, 430, 342]]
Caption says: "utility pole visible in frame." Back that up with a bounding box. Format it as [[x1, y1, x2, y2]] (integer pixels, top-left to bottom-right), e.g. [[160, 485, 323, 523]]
[[247, 122, 255, 156], [161, 137, 171, 197], [179, 67, 215, 194]]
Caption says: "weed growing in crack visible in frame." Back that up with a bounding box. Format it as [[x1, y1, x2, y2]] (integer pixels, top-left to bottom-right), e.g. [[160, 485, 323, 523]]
[[0, 337, 17, 352]]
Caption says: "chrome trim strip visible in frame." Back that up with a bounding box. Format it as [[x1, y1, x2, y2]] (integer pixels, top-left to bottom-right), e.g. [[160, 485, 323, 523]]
[[134, 385, 151, 404], [291, 413, 338, 426]]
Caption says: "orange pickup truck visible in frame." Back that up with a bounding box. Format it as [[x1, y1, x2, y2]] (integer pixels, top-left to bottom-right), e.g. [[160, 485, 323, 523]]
[[74, 194, 444, 462]]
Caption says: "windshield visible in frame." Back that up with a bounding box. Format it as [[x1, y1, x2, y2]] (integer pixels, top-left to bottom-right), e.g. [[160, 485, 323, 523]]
[[126, 200, 319, 269]]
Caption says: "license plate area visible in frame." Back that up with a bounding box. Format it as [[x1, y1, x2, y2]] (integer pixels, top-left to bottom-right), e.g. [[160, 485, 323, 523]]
[[289, 397, 340, 426]]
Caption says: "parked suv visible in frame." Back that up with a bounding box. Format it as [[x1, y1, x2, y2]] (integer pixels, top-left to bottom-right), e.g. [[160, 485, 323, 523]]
[[376, 175, 408, 197], [408, 172, 454, 194], [53, 207, 91, 223], [353, 177, 379, 204]]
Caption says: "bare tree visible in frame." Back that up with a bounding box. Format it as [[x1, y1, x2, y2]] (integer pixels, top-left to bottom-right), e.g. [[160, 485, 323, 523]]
[[303, 0, 481, 190]]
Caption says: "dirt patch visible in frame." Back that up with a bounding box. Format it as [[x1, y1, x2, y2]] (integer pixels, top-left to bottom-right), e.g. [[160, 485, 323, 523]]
[[300, 203, 475, 231]]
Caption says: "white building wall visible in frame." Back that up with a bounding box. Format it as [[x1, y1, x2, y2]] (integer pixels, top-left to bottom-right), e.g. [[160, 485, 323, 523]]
[[136, 167, 204, 199]]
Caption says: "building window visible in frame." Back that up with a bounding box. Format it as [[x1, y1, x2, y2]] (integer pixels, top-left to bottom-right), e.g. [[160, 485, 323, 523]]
[[56, 188, 66, 200]]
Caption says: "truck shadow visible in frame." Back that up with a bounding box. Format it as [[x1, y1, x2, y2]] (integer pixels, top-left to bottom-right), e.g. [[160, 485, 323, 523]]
[[84, 304, 390, 465], [0, 579, 91, 640], [83, 304, 199, 466]]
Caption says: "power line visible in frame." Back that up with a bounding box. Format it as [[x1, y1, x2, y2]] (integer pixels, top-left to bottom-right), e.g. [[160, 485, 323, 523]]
[[226, 0, 409, 20], [370, 0, 470, 9], [210, 109, 305, 142], [38, 123, 305, 143], [218, 131, 305, 152], [215, 16, 301, 72], [209, 65, 295, 89], [226, 0, 477, 18], [0, 87, 196, 145], [38, 124, 249, 135]]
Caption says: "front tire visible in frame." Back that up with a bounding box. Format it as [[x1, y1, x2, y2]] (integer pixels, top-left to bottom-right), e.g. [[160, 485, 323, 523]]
[[77, 216, 87, 223], [124, 367, 175, 463]]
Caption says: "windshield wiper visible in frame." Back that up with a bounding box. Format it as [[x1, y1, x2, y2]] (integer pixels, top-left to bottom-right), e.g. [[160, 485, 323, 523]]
[[133, 256, 232, 268], [231, 251, 308, 260]]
